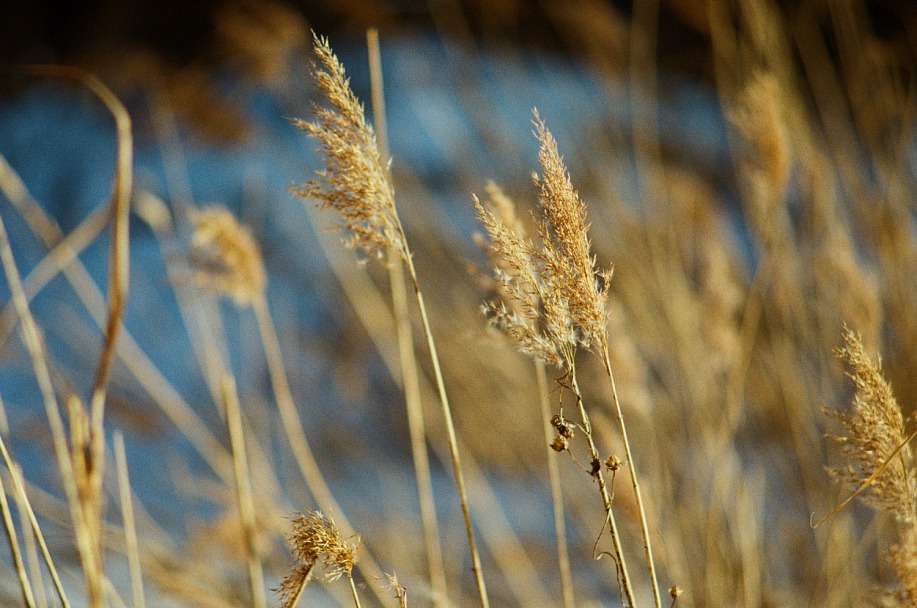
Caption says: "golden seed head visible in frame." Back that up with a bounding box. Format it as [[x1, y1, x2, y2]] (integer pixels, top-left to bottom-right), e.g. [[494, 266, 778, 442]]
[[605, 454, 622, 471], [188, 206, 266, 305], [287, 509, 360, 581], [669, 585, 683, 598], [294, 33, 408, 264], [827, 325, 915, 522], [550, 436, 568, 452], [474, 112, 611, 371]]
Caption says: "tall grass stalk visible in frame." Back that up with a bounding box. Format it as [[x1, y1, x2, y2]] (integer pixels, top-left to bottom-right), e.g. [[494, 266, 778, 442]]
[[535, 360, 576, 608], [185, 204, 389, 603], [113, 432, 146, 608], [600, 346, 660, 607], [297, 34, 489, 607], [0, 465, 36, 608], [367, 27, 449, 606], [0, 210, 73, 608], [567, 369, 635, 606], [14, 463, 48, 608], [220, 375, 266, 608], [0, 434, 69, 608]]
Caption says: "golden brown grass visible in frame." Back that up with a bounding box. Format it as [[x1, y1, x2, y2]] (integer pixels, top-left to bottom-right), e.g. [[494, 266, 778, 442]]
[[0, 1, 914, 607]]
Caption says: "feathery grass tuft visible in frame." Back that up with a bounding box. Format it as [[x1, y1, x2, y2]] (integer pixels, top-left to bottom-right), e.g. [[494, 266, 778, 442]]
[[828, 325, 915, 522], [293, 34, 408, 264], [278, 509, 362, 608], [188, 206, 267, 305]]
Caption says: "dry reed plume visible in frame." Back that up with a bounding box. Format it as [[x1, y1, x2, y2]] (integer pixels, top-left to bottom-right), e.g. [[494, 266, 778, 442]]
[[0, 1, 914, 606], [824, 326, 917, 604], [295, 33, 489, 608], [278, 509, 362, 608], [476, 113, 660, 607]]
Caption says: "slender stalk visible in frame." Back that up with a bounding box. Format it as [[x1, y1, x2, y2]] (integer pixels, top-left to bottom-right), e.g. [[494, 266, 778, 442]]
[[14, 465, 48, 608], [535, 361, 575, 608], [250, 293, 389, 605], [0, 211, 71, 608], [0, 436, 70, 608], [346, 572, 363, 608], [402, 249, 490, 608], [567, 370, 635, 607], [601, 345, 661, 607], [220, 375, 266, 608], [0, 468, 36, 608], [113, 433, 146, 608], [367, 27, 448, 605]]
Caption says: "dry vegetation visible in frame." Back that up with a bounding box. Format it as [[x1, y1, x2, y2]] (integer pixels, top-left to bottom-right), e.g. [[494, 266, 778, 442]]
[[0, 0, 915, 606]]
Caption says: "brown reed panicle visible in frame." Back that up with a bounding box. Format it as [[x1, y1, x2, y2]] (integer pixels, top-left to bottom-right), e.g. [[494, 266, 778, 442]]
[[532, 114, 612, 357], [825, 326, 917, 604], [292, 34, 408, 264], [278, 509, 361, 608], [474, 118, 612, 369], [474, 181, 576, 608], [296, 32, 490, 607], [475, 115, 649, 607], [188, 206, 266, 305], [827, 326, 915, 522]]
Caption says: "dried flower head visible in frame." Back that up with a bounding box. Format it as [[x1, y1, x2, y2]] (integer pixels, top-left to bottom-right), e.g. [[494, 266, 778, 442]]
[[386, 573, 408, 608], [730, 71, 793, 202], [474, 188, 568, 366], [605, 454, 622, 472], [293, 33, 408, 263], [880, 526, 917, 606], [474, 115, 612, 369], [827, 326, 915, 522], [188, 206, 266, 305], [532, 113, 611, 352], [291, 509, 360, 580], [276, 509, 361, 608]]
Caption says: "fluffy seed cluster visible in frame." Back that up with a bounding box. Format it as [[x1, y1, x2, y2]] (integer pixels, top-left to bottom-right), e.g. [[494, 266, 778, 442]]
[[881, 527, 917, 607], [188, 206, 266, 305], [293, 33, 408, 264], [475, 114, 611, 368], [276, 509, 361, 608], [828, 326, 915, 522]]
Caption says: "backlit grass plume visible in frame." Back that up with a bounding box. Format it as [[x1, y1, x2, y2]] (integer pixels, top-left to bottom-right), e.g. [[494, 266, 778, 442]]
[[277, 509, 362, 608], [295, 33, 489, 607], [474, 116, 612, 369], [828, 326, 915, 522], [188, 206, 266, 305], [824, 326, 917, 605], [476, 114, 661, 607], [292, 34, 408, 264]]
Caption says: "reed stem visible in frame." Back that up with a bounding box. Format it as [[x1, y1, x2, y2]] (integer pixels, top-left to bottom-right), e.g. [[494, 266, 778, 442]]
[[601, 346, 661, 607], [568, 370, 635, 607]]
